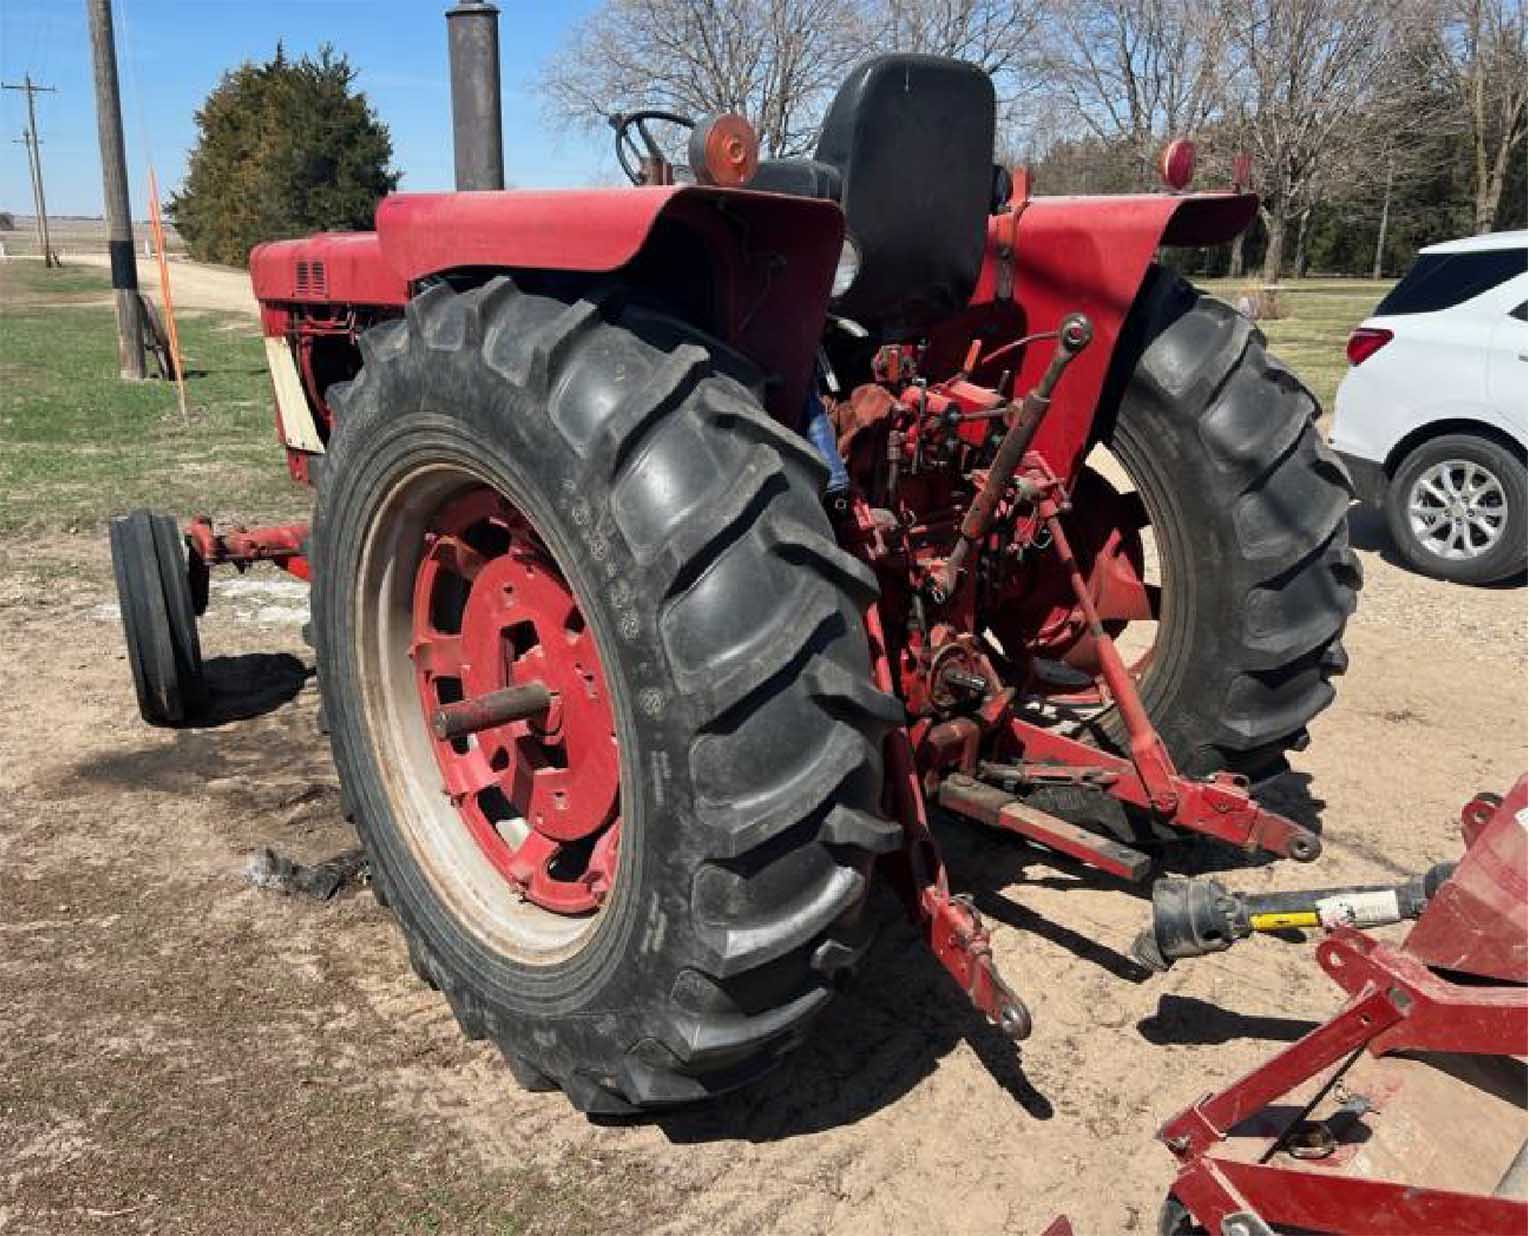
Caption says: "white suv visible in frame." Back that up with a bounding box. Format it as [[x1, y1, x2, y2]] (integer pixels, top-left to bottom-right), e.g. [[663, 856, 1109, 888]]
[[1330, 230, 1527, 584]]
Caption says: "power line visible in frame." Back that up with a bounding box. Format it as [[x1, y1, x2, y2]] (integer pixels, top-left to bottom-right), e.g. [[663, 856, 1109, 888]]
[[2, 73, 58, 266]]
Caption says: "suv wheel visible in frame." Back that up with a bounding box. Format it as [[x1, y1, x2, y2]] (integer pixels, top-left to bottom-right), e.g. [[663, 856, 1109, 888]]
[[1385, 433, 1527, 585]]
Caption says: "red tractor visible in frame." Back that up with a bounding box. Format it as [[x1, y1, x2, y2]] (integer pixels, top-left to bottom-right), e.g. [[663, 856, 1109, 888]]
[[111, 53, 1358, 1113]]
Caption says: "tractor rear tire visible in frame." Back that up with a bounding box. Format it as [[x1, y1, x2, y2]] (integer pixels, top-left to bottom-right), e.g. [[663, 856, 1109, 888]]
[[312, 277, 902, 1113], [1097, 266, 1361, 782], [109, 509, 206, 726]]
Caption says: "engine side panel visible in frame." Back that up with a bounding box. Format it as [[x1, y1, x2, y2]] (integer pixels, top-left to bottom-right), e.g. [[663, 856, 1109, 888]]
[[249, 232, 407, 307]]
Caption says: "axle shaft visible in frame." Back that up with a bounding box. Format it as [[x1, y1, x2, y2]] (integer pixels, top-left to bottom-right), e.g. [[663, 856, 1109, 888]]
[[432, 682, 553, 741]]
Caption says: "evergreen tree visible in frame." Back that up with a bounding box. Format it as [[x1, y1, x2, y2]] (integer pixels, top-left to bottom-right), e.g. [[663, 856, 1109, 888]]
[[168, 44, 399, 266]]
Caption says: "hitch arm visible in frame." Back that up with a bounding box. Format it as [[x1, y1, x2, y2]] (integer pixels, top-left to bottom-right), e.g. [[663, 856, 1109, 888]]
[[1007, 720, 1322, 862], [864, 601, 1031, 1041], [1019, 493, 1321, 863], [921, 885, 1031, 1039]]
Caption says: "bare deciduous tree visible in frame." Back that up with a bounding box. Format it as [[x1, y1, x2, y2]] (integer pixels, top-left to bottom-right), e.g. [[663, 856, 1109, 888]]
[[1047, 0, 1232, 186], [1433, 0, 1528, 231], [1223, 0, 1399, 280], [540, 0, 1054, 171], [868, 0, 1044, 84], [538, 0, 860, 158]]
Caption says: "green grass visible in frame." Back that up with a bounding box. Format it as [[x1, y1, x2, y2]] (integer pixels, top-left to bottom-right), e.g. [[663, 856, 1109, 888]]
[[1201, 277, 1396, 417], [0, 260, 1394, 535], [0, 262, 306, 532], [0, 259, 120, 304]]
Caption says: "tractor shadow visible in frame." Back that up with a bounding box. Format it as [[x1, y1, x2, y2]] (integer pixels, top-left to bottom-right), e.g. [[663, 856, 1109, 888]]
[[194, 653, 313, 726], [935, 812, 1158, 982], [79, 665, 341, 841]]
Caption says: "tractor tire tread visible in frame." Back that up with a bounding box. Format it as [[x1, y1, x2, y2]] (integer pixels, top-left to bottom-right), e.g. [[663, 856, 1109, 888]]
[[315, 274, 894, 1113], [1103, 266, 1359, 779]]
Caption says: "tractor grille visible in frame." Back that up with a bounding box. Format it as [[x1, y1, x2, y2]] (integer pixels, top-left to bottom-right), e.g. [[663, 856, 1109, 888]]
[[294, 260, 329, 299]]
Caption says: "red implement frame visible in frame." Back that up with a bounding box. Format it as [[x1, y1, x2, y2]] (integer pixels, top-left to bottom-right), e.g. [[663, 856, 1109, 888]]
[[1158, 779, 1530, 1235]]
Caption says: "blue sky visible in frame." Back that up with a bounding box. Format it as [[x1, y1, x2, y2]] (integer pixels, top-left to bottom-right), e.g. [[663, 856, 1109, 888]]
[[1, 0, 612, 218]]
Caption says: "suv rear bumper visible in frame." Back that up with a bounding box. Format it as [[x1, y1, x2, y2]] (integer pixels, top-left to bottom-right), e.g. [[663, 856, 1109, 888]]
[[1335, 449, 1386, 507]]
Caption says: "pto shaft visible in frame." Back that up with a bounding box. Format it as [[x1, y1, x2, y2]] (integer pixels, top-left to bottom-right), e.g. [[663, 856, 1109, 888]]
[[1131, 864, 1456, 972]]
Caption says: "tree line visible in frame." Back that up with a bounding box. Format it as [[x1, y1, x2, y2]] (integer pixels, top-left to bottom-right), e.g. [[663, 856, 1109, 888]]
[[168, 4, 1524, 275], [540, 0, 1528, 279]]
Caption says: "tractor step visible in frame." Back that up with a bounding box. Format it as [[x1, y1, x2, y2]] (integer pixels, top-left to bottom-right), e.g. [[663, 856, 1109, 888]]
[[938, 774, 1151, 882]]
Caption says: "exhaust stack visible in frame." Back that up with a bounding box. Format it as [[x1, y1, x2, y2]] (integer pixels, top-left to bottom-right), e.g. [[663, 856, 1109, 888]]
[[446, 2, 504, 190]]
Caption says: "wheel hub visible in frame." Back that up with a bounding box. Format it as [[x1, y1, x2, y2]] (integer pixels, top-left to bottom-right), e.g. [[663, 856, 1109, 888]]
[[410, 486, 619, 915], [1408, 460, 1506, 561]]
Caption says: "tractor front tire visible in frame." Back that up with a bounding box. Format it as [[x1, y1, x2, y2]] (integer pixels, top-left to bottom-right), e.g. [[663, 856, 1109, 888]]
[[109, 509, 206, 726], [312, 278, 902, 1113]]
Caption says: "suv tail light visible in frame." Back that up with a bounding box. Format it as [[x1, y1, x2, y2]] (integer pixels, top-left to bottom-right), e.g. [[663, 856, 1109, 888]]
[[1346, 327, 1394, 366]]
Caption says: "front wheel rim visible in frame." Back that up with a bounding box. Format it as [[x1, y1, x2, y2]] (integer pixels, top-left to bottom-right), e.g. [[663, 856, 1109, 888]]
[[1407, 459, 1508, 561], [355, 464, 622, 965]]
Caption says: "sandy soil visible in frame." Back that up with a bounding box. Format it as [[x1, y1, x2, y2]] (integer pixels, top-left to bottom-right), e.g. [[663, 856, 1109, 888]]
[[61, 252, 258, 318], [1, 487, 1523, 1235]]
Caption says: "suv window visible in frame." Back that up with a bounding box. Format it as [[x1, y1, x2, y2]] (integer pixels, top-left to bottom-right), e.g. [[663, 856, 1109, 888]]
[[1512, 302, 1527, 321], [1376, 248, 1529, 316]]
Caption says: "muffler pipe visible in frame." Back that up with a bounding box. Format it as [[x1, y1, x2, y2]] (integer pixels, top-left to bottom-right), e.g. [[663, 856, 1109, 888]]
[[446, 2, 505, 190]]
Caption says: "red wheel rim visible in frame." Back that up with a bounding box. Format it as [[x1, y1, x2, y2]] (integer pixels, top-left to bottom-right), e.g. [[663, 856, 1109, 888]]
[[409, 485, 619, 915]]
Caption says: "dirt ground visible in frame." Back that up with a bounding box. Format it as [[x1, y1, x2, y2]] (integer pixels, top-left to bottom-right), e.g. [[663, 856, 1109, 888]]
[[44, 252, 258, 318], [2, 265, 1525, 1235]]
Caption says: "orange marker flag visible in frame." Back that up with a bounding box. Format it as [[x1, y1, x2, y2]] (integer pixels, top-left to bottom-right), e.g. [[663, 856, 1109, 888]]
[[146, 165, 189, 424]]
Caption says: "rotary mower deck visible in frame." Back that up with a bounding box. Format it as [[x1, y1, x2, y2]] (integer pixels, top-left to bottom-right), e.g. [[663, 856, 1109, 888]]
[[1149, 780, 1528, 1235]]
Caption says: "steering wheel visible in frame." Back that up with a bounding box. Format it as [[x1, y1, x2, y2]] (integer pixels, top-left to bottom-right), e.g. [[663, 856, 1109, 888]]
[[608, 109, 694, 185]]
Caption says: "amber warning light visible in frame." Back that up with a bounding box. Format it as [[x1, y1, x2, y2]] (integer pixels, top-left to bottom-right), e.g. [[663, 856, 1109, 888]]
[[1158, 139, 1196, 191], [689, 113, 760, 187]]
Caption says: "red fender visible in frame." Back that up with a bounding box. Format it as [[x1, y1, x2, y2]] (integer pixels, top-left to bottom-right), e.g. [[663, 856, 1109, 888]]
[[964, 191, 1259, 481], [251, 186, 843, 425]]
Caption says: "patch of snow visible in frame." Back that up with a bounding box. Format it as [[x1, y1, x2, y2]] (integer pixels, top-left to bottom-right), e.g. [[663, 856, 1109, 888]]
[[91, 574, 309, 628]]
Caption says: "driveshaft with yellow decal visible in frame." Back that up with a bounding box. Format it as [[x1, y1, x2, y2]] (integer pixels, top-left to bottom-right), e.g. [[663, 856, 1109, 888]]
[[1131, 863, 1457, 972]]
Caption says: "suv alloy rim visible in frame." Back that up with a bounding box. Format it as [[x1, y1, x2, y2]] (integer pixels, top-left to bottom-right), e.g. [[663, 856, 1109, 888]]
[[1407, 459, 1508, 561]]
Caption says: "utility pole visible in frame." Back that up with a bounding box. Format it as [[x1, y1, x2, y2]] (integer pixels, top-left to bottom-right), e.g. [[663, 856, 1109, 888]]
[[13, 133, 45, 258], [3, 75, 58, 267], [85, 0, 146, 380]]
